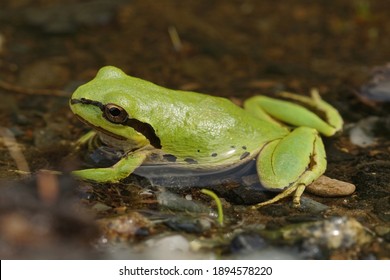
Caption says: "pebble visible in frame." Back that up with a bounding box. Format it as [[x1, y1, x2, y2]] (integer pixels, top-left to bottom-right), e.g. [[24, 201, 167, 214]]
[[97, 212, 151, 241], [91, 202, 112, 212], [139, 234, 213, 259], [306, 175, 356, 197], [349, 117, 379, 147], [164, 216, 212, 234], [230, 233, 268, 253], [157, 190, 212, 213], [298, 197, 329, 212], [360, 63, 390, 101], [266, 216, 372, 250]]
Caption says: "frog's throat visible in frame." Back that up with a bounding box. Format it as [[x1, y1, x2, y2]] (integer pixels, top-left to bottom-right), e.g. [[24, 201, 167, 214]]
[[71, 98, 161, 148]]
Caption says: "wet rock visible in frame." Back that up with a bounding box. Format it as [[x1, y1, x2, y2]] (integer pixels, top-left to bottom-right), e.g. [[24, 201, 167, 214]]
[[360, 63, 390, 101], [260, 217, 373, 257], [91, 202, 112, 212], [145, 234, 190, 256], [229, 231, 302, 259], [155, 190, 216, 233], [218, 180, 272, 205], [306, 175, 356, 197], [230, 233, 267, 253], [349, 117, 380, 147], [97, 212, 153, 242], [132, 234, 215, 259], [164, 215, 212, 234], [299, 196, 329, 212], [157, 190, 212, 214], [103, 233, 213, 259], [256, 196, 327, 216]]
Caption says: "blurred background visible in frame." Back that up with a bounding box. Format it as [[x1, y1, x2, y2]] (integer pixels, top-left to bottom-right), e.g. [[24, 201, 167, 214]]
[[0, 0, 389, 259]]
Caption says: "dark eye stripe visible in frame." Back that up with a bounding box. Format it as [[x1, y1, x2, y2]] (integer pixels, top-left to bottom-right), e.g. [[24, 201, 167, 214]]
[[70, 98, 104, 110], [71, 98, 161, 148]]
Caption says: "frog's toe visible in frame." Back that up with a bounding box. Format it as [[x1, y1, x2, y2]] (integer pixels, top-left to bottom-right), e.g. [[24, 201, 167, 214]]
[[251, 184, 300, 209]]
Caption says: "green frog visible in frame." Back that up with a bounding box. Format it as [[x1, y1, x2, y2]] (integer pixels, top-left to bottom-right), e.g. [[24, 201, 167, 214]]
[[69, 66, 343, 208]]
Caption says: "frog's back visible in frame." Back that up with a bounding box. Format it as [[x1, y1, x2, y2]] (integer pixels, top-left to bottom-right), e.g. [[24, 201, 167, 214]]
[[86, 66, 288, 168]]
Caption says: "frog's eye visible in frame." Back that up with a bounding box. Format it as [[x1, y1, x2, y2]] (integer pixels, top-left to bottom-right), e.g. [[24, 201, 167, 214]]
[[104, 103, 128, 124]]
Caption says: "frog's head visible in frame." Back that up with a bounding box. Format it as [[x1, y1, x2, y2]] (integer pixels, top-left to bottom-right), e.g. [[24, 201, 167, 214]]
[[70, 66, 161, 150]]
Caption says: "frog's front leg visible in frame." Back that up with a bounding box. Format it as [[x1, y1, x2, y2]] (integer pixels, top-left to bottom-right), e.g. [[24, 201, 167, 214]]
[[74, 130, 97, 148], [72, 150, 150, 183], [253, 127, 326, 208]]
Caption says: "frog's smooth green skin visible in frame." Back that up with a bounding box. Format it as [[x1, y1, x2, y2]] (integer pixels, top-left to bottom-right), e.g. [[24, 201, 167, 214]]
[[69, 66, 343, 208]]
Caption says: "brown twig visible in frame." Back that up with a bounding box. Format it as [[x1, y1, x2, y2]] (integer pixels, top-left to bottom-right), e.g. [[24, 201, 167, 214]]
[[0, 127, 30, 175], [0, 80, 69, 97]]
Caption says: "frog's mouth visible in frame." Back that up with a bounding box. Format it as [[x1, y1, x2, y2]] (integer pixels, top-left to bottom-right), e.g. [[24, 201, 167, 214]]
[[73, 114, 127, 140], [71, 98, 161, 148]]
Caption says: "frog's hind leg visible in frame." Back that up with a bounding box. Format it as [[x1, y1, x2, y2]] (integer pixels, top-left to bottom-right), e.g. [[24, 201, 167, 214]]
[[252, 126, 327, 209], [278, 89, 343, 134], [244, 90, 343, 136]]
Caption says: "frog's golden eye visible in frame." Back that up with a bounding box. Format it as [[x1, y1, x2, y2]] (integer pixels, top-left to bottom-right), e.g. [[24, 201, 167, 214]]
[[104, 103, 128, 124]]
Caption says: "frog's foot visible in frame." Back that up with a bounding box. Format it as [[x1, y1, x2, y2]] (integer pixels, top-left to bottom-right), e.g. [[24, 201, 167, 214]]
[[252, 126, 327, 209], [72, 150, 148, 183], [244, 89, 343, 136], [251, 183, 304, 208]]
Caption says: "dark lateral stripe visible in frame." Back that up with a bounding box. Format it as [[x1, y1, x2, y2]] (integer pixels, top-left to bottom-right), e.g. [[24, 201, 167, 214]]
[[125, 118, 162, 148]]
